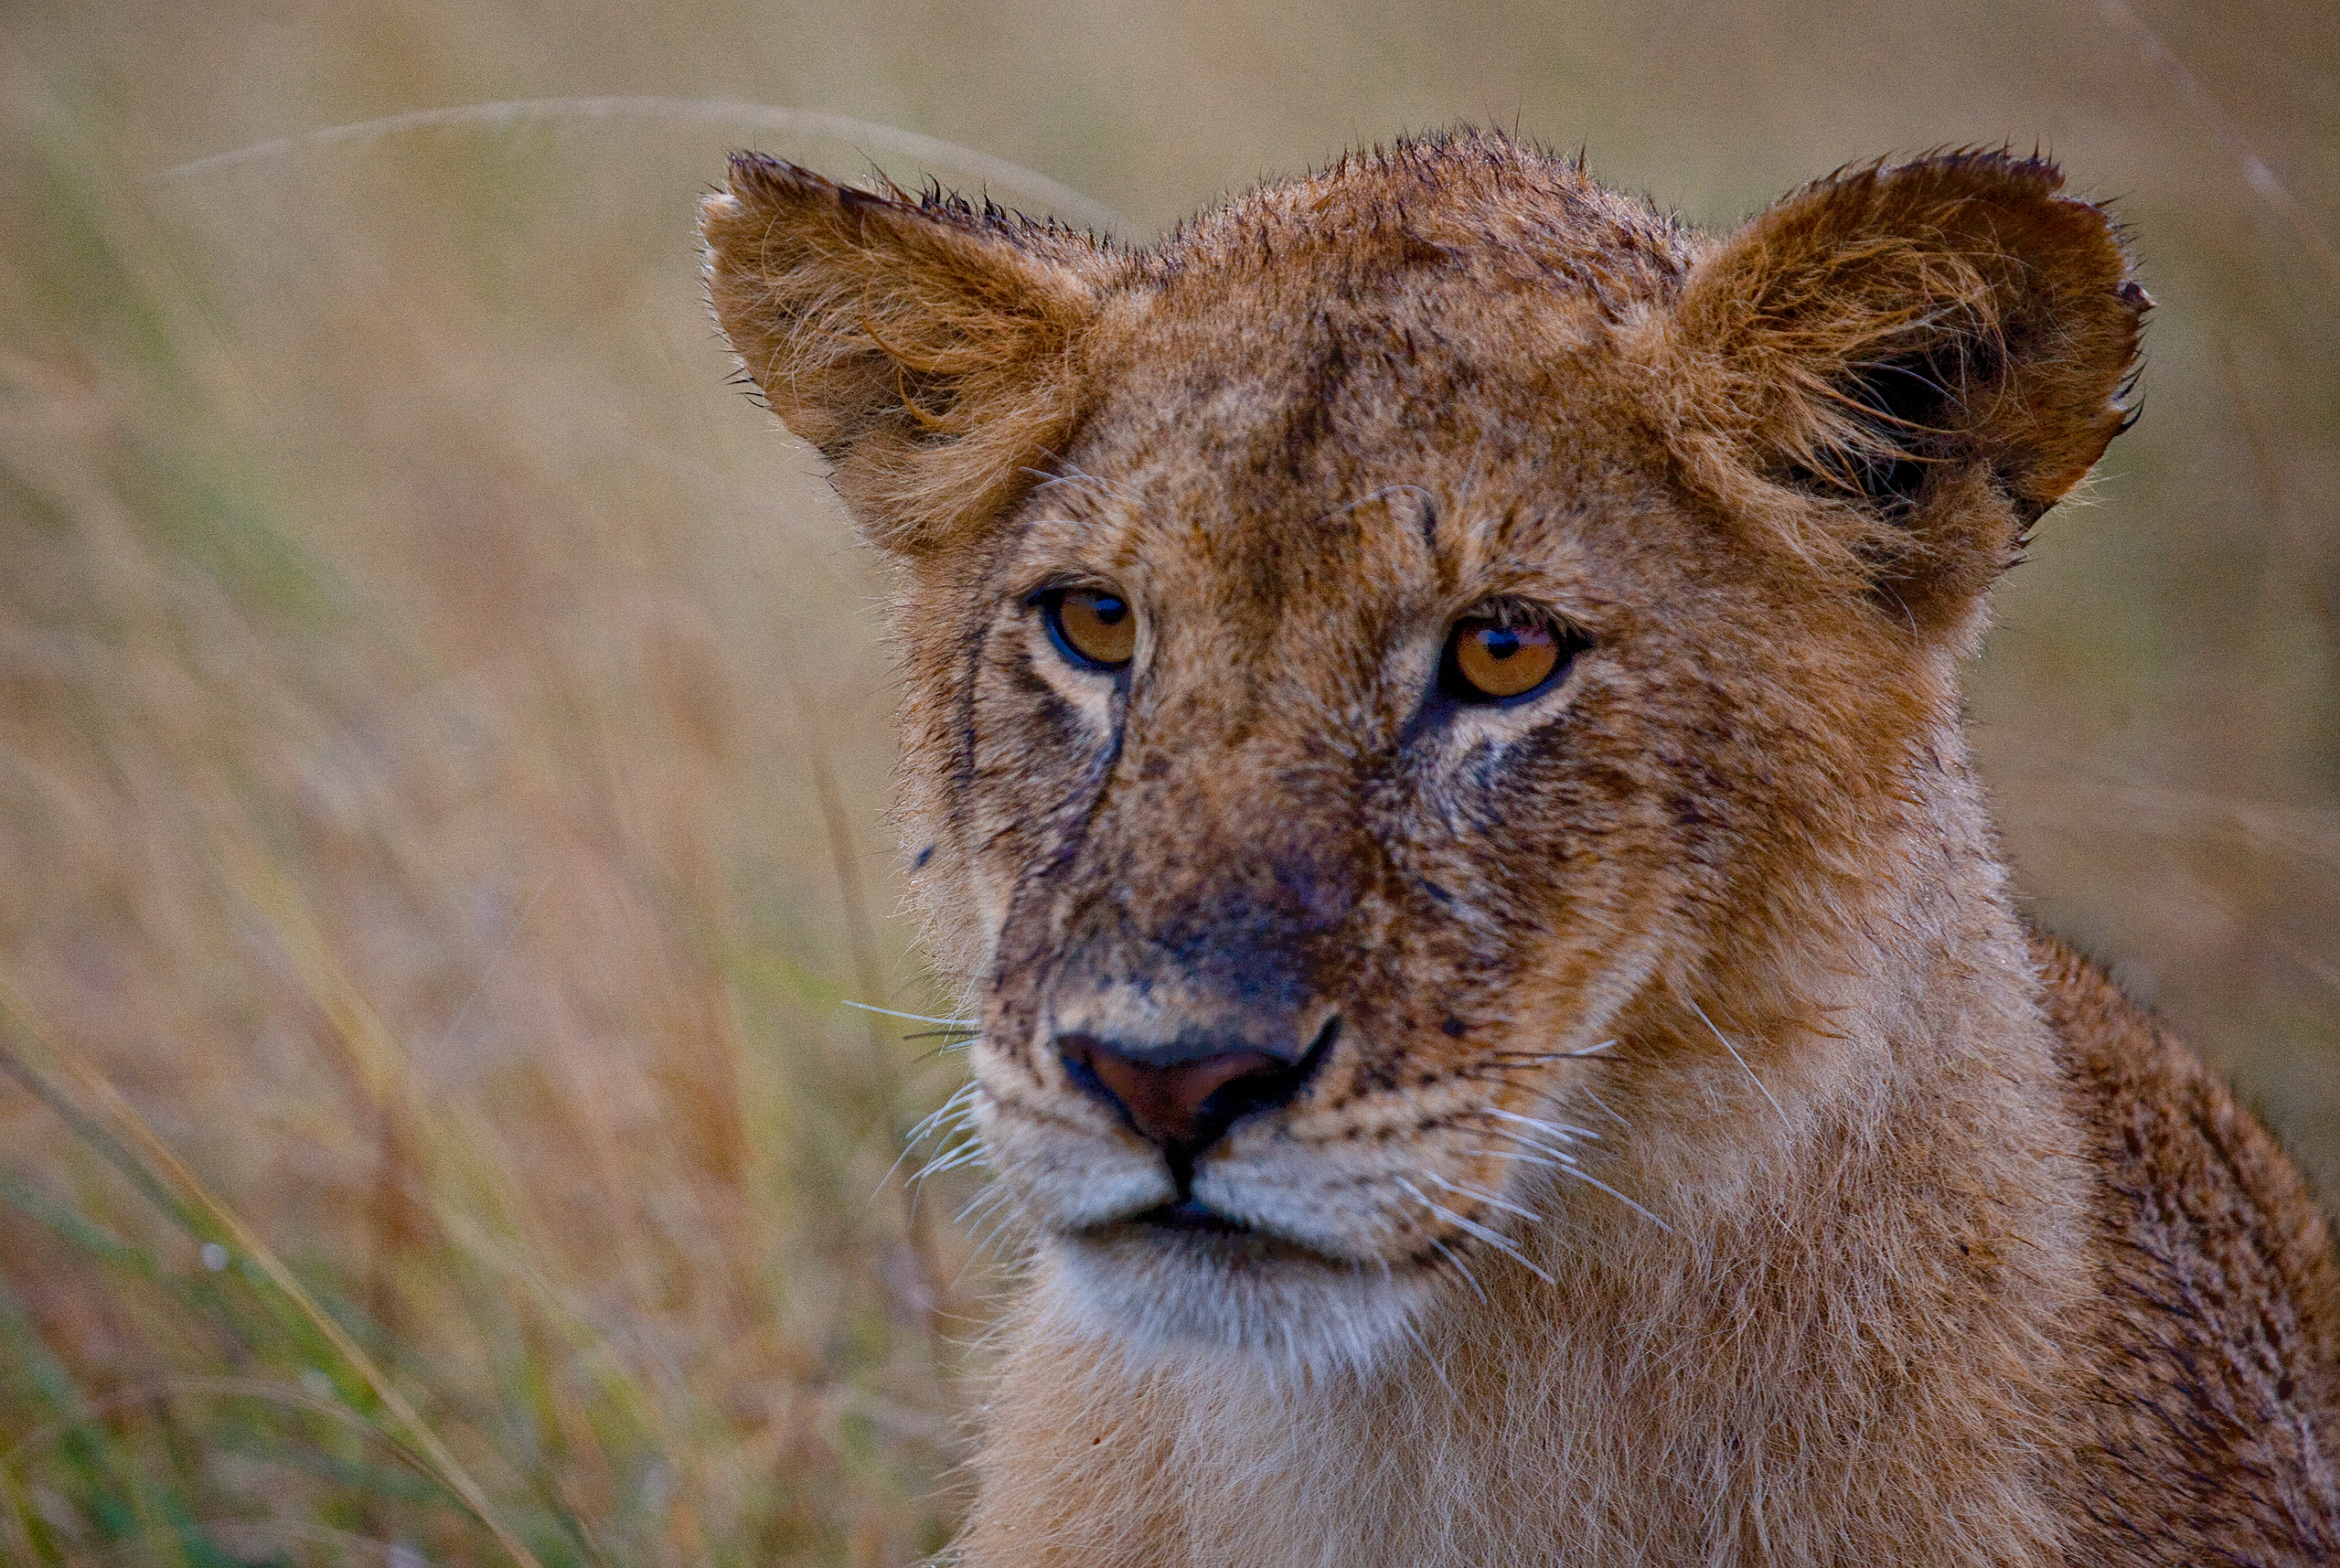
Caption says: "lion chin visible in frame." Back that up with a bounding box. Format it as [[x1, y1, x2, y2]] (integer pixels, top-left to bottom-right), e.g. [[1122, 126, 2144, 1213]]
[[1041, 1225, 1440, 1378]]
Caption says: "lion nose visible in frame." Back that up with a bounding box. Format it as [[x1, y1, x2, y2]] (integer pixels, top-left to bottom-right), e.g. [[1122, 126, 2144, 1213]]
[[1057, 1029, 1327, 1161]]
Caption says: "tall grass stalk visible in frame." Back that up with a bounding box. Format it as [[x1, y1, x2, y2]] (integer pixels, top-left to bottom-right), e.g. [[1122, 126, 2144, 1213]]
[[0, 976, 548, 1568]]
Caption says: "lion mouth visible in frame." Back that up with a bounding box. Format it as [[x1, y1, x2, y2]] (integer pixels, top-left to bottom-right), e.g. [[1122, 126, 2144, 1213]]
[[1131, 1197, 1255, 1235], [1075, 1200, 1361, 1270]]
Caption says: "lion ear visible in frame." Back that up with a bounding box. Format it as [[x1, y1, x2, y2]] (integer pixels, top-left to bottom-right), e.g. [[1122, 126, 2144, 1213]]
[[1662, 153, 2149, 625], [700, 155, 1108, 556]]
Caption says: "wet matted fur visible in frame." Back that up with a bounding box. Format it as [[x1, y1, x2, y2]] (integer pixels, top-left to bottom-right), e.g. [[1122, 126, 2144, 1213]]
[[700, 130, 2340, 1566]]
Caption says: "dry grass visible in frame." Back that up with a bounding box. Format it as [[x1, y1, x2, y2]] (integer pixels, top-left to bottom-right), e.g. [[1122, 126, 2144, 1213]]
[[0, 0, 2334, 1561]]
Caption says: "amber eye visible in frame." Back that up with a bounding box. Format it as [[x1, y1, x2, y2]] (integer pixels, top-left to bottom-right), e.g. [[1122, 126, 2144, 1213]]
[[1041, 587, 1138, 671], [1440, 612, 1577, 702]]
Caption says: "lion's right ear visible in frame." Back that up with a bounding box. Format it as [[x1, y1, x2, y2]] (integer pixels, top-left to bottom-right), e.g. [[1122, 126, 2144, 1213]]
[[1651, 153, 2146, 634], [700, 155, 1109, 556]]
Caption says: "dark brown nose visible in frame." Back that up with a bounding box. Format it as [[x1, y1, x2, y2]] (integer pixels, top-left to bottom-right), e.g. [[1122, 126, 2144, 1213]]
[[1058, 1028, 1330, 1169]]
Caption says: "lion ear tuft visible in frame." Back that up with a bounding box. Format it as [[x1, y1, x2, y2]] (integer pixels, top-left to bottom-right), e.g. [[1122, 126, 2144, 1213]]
[[1662, 152, 2148, 625], [700, 155, 1110, 556]]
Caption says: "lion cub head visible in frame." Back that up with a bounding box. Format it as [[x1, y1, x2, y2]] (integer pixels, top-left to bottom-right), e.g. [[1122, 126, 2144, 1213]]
[[701, 132, 2142, 1371]]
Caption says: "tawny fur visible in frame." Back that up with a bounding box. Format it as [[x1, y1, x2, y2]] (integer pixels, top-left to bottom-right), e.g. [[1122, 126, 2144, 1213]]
[[700, 130, 2340, 1565]]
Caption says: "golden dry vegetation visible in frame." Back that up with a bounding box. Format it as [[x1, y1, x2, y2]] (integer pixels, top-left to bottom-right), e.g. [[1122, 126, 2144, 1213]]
[[0, 0, 2335, 1561]]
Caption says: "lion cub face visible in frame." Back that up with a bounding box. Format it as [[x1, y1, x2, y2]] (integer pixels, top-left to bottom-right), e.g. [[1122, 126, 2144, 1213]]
[[958, 288, 1761, 1363], [702, 133, 2142, 1369]]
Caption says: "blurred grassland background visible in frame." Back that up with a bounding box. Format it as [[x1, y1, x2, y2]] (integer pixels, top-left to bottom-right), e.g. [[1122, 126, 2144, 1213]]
[[0, 0, 2335, 1561]]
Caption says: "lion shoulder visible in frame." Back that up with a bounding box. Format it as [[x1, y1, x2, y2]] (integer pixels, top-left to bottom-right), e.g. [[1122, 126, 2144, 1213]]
[[2035, 930, 2340, 1560]]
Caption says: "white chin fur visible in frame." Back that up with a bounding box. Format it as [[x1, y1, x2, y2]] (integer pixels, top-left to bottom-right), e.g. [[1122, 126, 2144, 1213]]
[[1040, 1230, 1437, 1378]]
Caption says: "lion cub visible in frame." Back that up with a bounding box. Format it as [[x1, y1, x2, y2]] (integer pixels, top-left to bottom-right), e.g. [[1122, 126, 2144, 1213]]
[[701, 132, 2340, 1566]]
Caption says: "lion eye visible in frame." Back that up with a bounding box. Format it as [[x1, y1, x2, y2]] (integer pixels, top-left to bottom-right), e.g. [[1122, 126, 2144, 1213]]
[[1042, 587, 1138, 671], [1441, 613, 1576, 702]]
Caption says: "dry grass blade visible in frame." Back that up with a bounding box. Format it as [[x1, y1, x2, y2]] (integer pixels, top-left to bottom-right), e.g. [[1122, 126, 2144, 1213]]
[[145, 97, 1129, 236], [0, 1374, 426, 1476], [2089, 0, 2340, 291]]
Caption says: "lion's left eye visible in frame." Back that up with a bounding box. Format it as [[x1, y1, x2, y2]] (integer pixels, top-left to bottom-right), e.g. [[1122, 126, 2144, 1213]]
[[1040, 587, 1138, 671], [1440, 612, 1581, 702]]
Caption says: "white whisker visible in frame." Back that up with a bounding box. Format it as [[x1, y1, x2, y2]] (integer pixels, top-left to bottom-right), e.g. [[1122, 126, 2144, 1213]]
[[1501, 1078, 1623, 1136], [844, 998, 977, 1028], [1551, 1166, 1674, 1235], [1416, 1169, 1542, 1224], [903, 1080, 981, 1147], [1470, 1123, 1582, 1166], [956, 1201, 1027, 1283], [1454, 1141, 1566, 1168], [1397, 1178, 1556, 1285], [1579, 1087, 1632, 1131], [914, 1140, 992, 1183], [1394, 1315, 1460, 1403], [880, 1080, 985, 1192], [1463, 1133, 1672, 1235], [1480, 1106, 1600, 1143], [1495, 1039, 1617, 1064], [960, 1199, 1018, 1249], [956, 1181, 1017, 1229], [1688, 997, 1790, 1129], [1425, 1235, 1490, 1302]]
